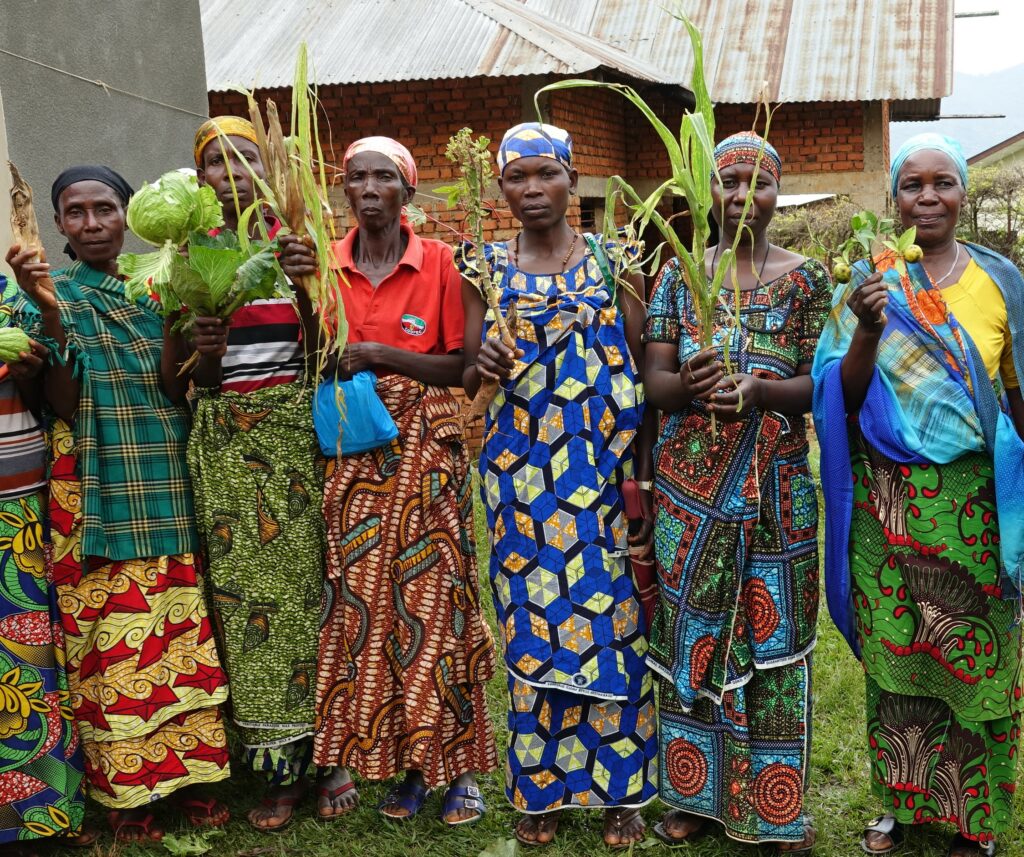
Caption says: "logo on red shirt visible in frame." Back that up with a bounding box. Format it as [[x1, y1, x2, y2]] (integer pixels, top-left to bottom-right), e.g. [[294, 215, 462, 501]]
[[401, 314, 426, 336]]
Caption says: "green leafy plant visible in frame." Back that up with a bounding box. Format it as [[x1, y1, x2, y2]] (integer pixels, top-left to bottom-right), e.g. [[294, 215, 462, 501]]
[[0, 326, 30, 362], [222, 42, 347, 375], [438, 128, 517, 427], [831, 210, 919, 282], [161, 828, 225, 856], [532, 3, 771, 433], [117, 171, 289, 368]]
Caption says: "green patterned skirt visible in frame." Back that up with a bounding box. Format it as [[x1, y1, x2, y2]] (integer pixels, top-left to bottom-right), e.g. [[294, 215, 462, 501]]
[[188, 383, 325, 782], [850, 439, 1022, 846]]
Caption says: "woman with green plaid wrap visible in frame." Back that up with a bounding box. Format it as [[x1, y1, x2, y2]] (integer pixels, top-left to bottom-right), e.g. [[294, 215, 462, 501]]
[[6, 167, 231, 843]]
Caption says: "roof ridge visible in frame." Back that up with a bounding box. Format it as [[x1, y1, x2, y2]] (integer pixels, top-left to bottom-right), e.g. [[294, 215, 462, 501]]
[[464, 0, 666, 82], [458, 0, 602, 71]]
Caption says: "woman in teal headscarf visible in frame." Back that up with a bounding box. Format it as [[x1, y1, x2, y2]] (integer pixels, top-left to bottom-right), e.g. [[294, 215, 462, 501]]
[[813, 133, 1024, 857]]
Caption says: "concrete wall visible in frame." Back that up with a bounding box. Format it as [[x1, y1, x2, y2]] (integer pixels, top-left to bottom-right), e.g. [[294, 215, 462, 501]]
[[0, 0, 209, 276]]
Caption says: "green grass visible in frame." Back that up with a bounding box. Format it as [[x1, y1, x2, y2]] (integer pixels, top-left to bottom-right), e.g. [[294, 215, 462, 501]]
[[84, 450, 1023, 857]]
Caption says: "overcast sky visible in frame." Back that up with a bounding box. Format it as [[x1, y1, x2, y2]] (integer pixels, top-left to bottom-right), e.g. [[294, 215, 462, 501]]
[[954, 0, 1023, 75]]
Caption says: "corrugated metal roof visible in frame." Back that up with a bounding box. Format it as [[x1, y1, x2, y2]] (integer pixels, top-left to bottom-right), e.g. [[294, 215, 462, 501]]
[[202, 0, 953, 104]]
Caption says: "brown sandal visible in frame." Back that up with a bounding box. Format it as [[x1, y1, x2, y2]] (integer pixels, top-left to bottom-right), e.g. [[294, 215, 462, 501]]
[[604, 806, 646, 850], [515, 811, 561, 847]]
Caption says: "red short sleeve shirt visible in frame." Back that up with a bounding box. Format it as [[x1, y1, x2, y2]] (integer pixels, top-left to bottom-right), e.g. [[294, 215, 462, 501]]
[[330, 224, 464, 354]]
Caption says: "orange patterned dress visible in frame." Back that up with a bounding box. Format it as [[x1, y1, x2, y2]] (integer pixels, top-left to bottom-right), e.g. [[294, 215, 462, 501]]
[[313, 376, 498, 786]]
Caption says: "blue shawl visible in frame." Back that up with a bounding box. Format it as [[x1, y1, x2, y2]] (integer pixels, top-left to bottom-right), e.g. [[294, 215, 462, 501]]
[[812, 243, 1024, 656]]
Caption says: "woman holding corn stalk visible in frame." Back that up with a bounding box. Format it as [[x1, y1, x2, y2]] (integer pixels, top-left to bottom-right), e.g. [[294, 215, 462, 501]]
[[644, 133, 831, 852], [280, 136, 498, 826], [164, 116, 327, 832], [813, 133, 1024, 857], [5, 167, 231, 842], [462, 122, 658, 849]]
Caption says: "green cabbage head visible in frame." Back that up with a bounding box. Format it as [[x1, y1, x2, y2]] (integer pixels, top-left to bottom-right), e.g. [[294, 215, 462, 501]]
[[126, 171, 224, 248]]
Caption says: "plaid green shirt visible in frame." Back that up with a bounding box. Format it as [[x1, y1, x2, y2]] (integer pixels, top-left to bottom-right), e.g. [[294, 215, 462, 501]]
[[17, 261, 197, 561]]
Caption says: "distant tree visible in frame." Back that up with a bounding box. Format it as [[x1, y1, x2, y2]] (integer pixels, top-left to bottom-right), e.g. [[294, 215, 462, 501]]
[[960, 163, 1024, 265], [767, 196, 860, 263]]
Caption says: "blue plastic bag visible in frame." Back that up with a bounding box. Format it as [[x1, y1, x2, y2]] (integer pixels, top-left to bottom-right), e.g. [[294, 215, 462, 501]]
[[313, 371, 398, 456]]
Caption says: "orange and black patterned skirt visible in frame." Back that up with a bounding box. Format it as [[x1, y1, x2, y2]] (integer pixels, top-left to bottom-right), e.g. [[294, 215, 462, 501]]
[[313, 375, 498, 786]]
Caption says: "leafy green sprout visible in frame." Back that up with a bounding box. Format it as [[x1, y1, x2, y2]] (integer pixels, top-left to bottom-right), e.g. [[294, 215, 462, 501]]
[[533, 4, 776, 429]]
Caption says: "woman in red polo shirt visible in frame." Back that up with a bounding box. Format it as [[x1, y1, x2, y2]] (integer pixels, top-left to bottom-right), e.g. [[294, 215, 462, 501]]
[[279, 137, 498, 826]]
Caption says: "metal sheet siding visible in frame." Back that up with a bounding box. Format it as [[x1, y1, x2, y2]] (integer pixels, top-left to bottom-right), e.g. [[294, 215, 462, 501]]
[[203, 0, 953, 103]]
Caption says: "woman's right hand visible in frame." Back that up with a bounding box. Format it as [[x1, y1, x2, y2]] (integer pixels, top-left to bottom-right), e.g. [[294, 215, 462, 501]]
[[476, 337, 523, 381], [278, 233, 318, 282], [847, 271, 888, 333], [7, 338, 48, 381], [5, 245, 57, 313], [192, 317, 229, 358], [679, 348, 724, 403]]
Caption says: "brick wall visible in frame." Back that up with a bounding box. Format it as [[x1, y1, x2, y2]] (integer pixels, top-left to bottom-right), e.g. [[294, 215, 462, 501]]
[[209, 77, 879, 452]]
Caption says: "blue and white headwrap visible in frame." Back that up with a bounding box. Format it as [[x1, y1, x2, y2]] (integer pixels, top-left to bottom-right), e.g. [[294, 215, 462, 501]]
[[890, 133, 968, 198], [497, 122, 573, 174]]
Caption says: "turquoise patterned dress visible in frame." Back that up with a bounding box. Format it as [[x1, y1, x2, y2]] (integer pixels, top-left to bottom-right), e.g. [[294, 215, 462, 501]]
[[469, 236, 658, 812], [645, 258, 831, 843]]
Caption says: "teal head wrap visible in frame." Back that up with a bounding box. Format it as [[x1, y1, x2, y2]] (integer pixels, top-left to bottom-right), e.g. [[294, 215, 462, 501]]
[[890, 133, 968, 198]]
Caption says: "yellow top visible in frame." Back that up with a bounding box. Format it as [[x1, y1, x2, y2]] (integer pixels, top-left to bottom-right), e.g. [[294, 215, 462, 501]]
[[943, 259, 1019, 389]]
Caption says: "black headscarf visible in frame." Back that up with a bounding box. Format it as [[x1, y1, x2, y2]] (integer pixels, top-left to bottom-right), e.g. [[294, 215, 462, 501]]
[[50, 165, 134, 211]]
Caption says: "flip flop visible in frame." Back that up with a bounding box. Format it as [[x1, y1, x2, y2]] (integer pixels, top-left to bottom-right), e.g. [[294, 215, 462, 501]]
[[861, 814, 905, 855], [178, 796, 230, 828], [379, 779, 429, 821], [108, 810, 164, 843], [653, 813, 707, 847], [441, 784, 485, 826], [317, 778, 358, 821], [248, 791, 304, 832]]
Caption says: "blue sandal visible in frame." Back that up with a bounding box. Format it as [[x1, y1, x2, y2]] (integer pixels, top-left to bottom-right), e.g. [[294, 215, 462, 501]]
[[441, 784, 485, 826], [379, 779, 429, 821]]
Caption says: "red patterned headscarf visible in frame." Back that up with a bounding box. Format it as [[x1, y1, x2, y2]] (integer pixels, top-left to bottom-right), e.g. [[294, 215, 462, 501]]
[[713, 132, 782, 185]]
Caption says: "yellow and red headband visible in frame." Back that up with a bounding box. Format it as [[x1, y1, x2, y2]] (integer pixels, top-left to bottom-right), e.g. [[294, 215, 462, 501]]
[[194, 116, 259, 168]]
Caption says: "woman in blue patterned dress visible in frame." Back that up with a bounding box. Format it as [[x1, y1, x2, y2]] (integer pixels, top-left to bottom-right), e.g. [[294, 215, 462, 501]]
[[643, 133, 831, 852], [462, 122, 658, 849]]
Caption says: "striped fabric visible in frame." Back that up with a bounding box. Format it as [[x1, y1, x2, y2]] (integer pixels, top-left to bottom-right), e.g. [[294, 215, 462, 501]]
[[0, 373, 45, 499], [14, 261, 197, 562], [221, 298, 304, 393]]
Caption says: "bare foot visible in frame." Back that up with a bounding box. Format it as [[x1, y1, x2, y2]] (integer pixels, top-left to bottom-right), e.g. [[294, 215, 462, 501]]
[[108, 808, 164, 843], [515, 811, 560, 845], [316, 767, 359, 819], [604, 807, 645, 848], [948, 833, 995, 857], [247, 780, 306, 831], [779, 822, 816, 852]]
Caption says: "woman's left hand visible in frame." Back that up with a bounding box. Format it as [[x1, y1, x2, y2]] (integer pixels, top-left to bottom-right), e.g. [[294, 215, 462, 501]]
[[627, 487, 655, 560], [707, 373, 762, 422], [338, 342, 385, 378]]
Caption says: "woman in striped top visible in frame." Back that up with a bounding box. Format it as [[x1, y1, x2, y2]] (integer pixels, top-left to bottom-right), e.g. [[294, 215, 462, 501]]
[[164, 116, 328, 832]]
